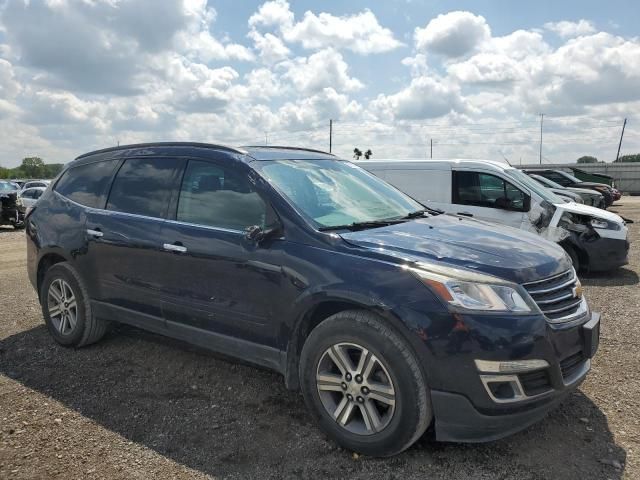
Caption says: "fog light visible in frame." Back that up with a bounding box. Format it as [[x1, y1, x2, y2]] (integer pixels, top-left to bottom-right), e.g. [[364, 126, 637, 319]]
[[475, 359, 549, 374]]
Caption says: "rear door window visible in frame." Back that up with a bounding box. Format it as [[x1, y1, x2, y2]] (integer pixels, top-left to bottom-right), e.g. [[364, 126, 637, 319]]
[[176, 160, 267, 230], [107, 157, 182, 219], [55, 160, 120, 208]]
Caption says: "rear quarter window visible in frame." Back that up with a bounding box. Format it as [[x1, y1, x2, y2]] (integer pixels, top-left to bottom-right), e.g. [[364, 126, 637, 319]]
[[55, 160, 120, 208]]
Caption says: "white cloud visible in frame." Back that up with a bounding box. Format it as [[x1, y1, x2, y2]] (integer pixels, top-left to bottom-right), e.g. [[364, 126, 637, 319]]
[[249, 0, 294, 29], [281, 49, 364, 94], [283, 9, 403, 54], [249, 1, 402, 55], [415, 11, 490, 57], [371, 76, 464, 120], [544, 20, 596, 38], [248, 30, 291, 64]]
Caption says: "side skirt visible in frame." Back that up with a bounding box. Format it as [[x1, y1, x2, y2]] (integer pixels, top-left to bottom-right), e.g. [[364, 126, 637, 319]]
[[92, 300, 286, 374]]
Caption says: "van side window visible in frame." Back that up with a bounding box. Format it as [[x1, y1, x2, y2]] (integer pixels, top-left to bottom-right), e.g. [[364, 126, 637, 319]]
[[454, 171, 526, 211], [55, 160, 119, 209], [107, 157, 180, 218], [177, 160, 267, 230]]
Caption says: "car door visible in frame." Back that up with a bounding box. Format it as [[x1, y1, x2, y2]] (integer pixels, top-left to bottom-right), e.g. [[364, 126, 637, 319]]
[[452, 170, 527, 228], [158, 158, 286, 347], [85, 156, 184, 321]]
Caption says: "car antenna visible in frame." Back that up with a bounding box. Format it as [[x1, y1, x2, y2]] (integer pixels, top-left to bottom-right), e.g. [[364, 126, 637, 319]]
[[501, 153, 512, 166]]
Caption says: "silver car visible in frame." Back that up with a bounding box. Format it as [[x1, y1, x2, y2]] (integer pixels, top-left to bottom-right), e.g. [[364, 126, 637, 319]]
[[17, 186, 46, 212], [529, 174, 604, 207]]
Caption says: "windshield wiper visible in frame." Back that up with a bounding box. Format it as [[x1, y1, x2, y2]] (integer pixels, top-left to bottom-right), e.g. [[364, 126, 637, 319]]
[[404, 209, 426, 218], [318, 219, 406, 232]]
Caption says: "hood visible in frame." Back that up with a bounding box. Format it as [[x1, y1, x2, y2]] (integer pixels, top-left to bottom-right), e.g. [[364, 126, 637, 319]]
[[339, 215, 570, 284], [556, 202, 624, 223], [566, 187, 603, 198], [574, 181, 611, 190], [552, 189, 581, 202]]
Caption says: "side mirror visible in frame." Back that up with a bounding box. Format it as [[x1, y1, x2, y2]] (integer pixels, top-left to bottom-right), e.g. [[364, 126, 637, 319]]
[[244, 225, 265, 243], [244, 222, 283, 244], [523, 194, 531, 212]]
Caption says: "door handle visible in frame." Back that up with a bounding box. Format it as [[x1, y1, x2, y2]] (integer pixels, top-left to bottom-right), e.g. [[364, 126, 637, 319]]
[[86, 228, 103, 238], [457, 212, 474, 217], [163, 243, 187, 253]]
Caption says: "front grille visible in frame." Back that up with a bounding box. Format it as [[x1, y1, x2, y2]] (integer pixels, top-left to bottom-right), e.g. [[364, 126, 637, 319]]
[[519, 369, 552, 396], [523, 270, 583, 322], [560, 351, 585, 380]]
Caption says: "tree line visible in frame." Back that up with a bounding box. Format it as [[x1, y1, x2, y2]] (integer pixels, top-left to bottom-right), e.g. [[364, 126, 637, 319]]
[[577, 154, 640, 163], [0, 157, 64, 179]]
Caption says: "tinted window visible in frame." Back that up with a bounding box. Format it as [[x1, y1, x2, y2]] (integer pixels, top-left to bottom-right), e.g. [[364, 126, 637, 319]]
[[107, 157, 180, 218], [20, 189, 35, 199], [55, 160, 119, 208], [454, 171, 525, 211], [177, 160, 266, 230], [543, 171, 571, 186]]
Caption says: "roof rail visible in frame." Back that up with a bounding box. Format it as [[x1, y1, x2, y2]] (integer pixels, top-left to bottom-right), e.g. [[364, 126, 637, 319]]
[[242, 145, 335, 156], [76, 142, 246, 160]]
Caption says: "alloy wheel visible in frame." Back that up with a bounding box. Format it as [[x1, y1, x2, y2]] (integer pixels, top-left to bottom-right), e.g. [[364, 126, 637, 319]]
[[47, 279, 78, 336], [316, 342, 396, 435]]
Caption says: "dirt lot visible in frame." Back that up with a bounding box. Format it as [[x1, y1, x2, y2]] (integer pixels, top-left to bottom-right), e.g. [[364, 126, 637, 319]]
[[1, 199, 639, 480]]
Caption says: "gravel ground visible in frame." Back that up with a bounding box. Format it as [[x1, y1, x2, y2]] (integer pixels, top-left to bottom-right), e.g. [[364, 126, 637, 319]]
[[1, 198, 639, 479]]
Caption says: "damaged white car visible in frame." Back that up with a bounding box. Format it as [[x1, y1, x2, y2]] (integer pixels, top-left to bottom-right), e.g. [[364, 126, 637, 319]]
[[360, 159, 629, 272]]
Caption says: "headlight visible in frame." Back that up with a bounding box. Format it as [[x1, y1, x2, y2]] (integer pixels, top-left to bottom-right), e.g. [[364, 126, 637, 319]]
[[590, 218, 621, 230], [408, 264, 534, 313]]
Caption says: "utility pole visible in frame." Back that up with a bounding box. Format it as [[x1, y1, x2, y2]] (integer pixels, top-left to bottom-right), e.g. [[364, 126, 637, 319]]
[[430, 138, 433, 159], [264, 132, 268, 145], [615, 118, 627, 162], [539, 113, 544, 165], [329, 119, 333, 153]]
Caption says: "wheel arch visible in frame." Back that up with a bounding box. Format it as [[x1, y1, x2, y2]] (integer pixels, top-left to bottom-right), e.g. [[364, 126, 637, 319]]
[[36, 251, 70, 299], [283, 294, 430, 392]]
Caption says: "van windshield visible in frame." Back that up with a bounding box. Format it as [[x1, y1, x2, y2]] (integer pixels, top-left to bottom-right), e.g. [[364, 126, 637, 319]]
[[505, 169, 564, 204], [257, 159, 424, 229]]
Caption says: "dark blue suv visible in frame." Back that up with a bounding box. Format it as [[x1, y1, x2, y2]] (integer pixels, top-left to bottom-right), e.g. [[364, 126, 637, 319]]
[[26, 143, 600, 456]]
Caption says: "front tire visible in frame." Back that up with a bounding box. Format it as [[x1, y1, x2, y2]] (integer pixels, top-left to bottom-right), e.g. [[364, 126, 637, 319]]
[[299, 310, 432, 457], [40, 262, 108, 347]]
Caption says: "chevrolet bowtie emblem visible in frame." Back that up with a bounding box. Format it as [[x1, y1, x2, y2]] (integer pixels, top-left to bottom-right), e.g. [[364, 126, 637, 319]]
[[573, 284, 583, 299]]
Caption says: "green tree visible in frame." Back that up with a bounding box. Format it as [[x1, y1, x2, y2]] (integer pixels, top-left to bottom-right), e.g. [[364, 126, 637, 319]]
[[616, 154, 640, 162], [0, 166, 9, 179], [20, 157, 46, 178], [577, 155, 598, 164], [364, 149, 373, 159], [353, 148, 362, 160]]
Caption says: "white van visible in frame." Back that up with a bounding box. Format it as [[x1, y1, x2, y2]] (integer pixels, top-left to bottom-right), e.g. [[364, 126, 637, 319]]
[[361, 159, 629, 271]]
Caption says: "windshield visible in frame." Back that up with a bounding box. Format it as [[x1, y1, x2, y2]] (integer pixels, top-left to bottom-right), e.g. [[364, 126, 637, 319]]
[[257, 159, 424, 228], [505, 169, 564, 204], [531, 174, 564, 189], [558, 171, 582, 183], [0, 181, 18, 192]]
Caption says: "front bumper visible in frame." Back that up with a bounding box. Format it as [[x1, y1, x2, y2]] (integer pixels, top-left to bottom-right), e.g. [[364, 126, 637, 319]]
[[427, 311, 600, 442], [580, 236, 629, 271]]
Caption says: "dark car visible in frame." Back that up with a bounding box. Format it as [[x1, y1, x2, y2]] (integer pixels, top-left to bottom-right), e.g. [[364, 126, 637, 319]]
[[26, 143, 600, 456], [0, 180, 24, 229], [524, 169, 615, 207]]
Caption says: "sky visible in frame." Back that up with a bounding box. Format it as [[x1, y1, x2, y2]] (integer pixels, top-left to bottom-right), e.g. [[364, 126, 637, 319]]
[[0, 0, 639, 167]]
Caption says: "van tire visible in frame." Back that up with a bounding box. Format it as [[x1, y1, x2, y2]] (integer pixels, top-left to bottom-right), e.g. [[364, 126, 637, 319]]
[[40, 262, 109, 347], [299, 310, 431, 457]]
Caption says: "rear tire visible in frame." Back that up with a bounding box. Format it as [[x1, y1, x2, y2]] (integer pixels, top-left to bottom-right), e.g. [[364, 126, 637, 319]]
[[40, 262, 108, 347], [299, 310, 431, 457]]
